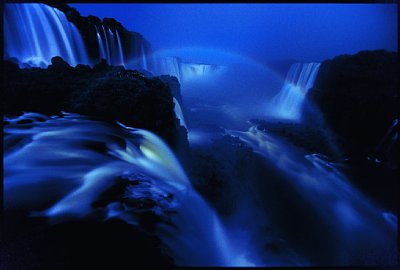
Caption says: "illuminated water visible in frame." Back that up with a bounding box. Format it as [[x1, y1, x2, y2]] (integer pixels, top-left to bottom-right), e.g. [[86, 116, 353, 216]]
[[225, 126, 397, 265], [269, 63, 320, 121], [3, 112, 256, 266], [2, 3, 397, 266], [94, 25, 125, 66], [173, 97, 188, 130], [4, 3, 90, 67]]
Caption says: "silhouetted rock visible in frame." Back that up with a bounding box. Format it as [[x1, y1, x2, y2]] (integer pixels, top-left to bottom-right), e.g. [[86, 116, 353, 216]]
[[2, 173, 176, 269], [3, 57, 187, 151], [159, 75, 183, 103], [305, 50, 399, 163]]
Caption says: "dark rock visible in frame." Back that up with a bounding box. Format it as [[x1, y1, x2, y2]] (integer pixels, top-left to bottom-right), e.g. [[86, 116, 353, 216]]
[[305, 50, 399, 164], [48, 56, 72, 72], [159, 75, 182, 102], [1, 216, 174, 269], [250, 119, 341, 158], [3, 57, 188, 151]]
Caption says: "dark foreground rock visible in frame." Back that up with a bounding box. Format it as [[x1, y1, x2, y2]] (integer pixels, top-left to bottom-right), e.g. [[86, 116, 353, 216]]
[[3, 57, 188, 152], [305, 50, 399, 165], [1, 176, 176, 269]]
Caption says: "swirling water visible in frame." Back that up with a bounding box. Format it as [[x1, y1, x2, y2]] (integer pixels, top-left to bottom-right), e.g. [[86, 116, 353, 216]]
[[3, 112, 256, 266]]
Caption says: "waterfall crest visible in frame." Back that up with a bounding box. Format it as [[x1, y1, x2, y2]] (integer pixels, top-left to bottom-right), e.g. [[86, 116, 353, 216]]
[[269, 63, 320, 121], [157, 56, 226, 83]]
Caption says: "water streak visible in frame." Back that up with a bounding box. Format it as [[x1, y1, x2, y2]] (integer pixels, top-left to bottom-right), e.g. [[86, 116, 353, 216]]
[[269, 63, 320, 121], [173, 97, 188, 129]]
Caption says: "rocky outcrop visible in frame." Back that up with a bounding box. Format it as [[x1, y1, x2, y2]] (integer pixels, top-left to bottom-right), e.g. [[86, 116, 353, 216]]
[[305, 50, 399, 162], [3, 57, 187, 151]]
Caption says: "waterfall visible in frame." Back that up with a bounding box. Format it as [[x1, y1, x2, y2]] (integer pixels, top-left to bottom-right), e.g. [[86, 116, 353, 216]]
[[156, 56, 225, 84], [115, 30, 125, 66], [100, 25, 112, 63], [173, 97, 188, 129], [95, 25, 107, 60], [158, 56, 182, 80], [107, 28, 117, 64], [269, 63, 320, 121], [94, 25, 125, 66], [4, 112, 255, 266], [4, 3, 89, 67], [4, 2, 218, 78], [140, 44, 149, 70]]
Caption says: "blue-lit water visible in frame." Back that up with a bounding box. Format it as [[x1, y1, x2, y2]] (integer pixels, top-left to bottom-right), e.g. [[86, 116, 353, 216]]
[[5, 112, 397, 266], [268, 63, 321, 121], [3, 3, 398, 267], [4, 4, 90, 67], [94, 25, 125, 66], [3, 112, 258, 266]]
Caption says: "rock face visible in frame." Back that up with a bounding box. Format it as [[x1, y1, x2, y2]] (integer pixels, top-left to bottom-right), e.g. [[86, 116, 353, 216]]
[[3, 57, 187, 151], [306, 50, 399, 160]]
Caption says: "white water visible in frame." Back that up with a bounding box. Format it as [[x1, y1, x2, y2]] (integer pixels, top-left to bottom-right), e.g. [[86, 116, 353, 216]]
[[4, 3, 90, 67], [116, 30, 125, 65], [4, 112, 256, 266], [269, 63, 320, 121], [101, 25, 112, 63], [173, 97, 188, 130], [95, 25, 107, 60], [94, 25, 125, 66], [157, 56, 226, 84]]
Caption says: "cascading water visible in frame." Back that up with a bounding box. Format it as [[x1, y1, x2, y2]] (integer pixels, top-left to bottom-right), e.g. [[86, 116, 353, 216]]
[[4, 3, 90, 67], [101, 25, 112, 63], [225, 126, 397, 265], [3, 112, 256, 267], [268, 63, 320, 121], [173, 98, 188, 130], [158, 56, 182, 80], [115, 30, 125, 65], [95, 25, 125, 66], [156, 56, 226, 84], [140, 44, 149, 71], [95, 25, 107, 60]]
